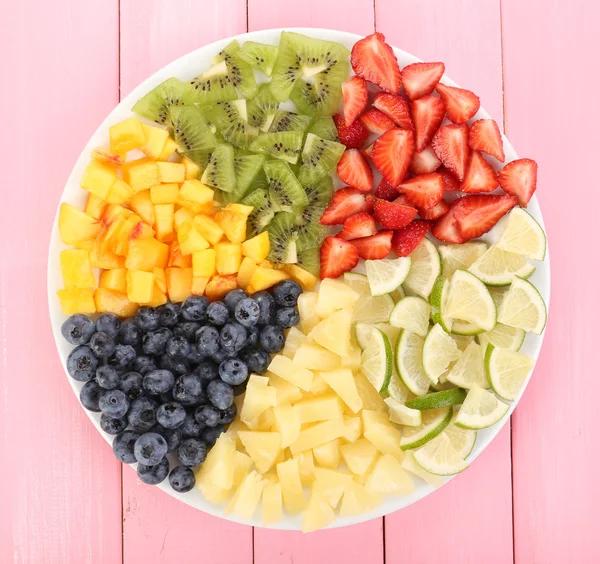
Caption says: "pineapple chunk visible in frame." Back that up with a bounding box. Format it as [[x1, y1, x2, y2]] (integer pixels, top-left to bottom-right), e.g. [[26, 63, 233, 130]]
[[232, 452, 253, 487], [214, 208, 247, 244], [227, 203, 253, 217], [342, 415, 363, 443], [340, 439, 379, 476], [84, 194, 107, 220], [293, 343, 341, 371], [246, 406, 275, 432], [123, 158, 160, 193], [303, 487, 336, 533], [237, 257, 259, 290], [215, 242, 242, 275], [247, 267, 290, 293], [225, 470, 265, 520], [283, 264, 319, 291], [178, 179, 214, 212], [308, 372, 330, 395], [146, 286, 168, 307], [154, 204, 174, 242], [99, 268, 127, 293], [60, 249, 95, 289], [276, 459, 306, 514], [181, 155, 201, 178], [316, 278, 359, 318], [268, 374, 303, 405], [354, 373, 387, 412], [289, 418, 345, 456], [297, 292, 320, 334], [57, 288, 96, 314], [281, 327, 307, 359], [81, 160, 117, 199], [313, 439, 340, 469], [308, 309, 353, 357], [191, 276, 210, 296], [226, 417, 250, 450], [293, 395, 343, 424], [362, 409, 393, 429], [341, 346, 362, 371], [94, 288, 138, 317], [272, 403, 301, 448], [241, 231, 270, 263], [109, 117, 146, 154], [238, 431, 282, 474], [240, 375, 277, 425], [295, 450, 316, 485], [365, 454, 415, 496], [126, 270, 154, 303], [313, 468, 352, 508], [150, 183, 179, 204], [157, 161, 185, 183], [196, 476, 231, 505], [58, 203, 101, 245], [262, 482, 283, 526], [130, 190, 155, 226], [126, 238, 169, 271], [153, 267, 166, 292], [165, 268, 193, 303], [401, 451, 444, 487], [192, 249, 216, 278], [363, 422, 404, 462], [141, 124, 169, 158], [319, 369, 363, 414], [205, 275, 237, 301], [200, 433, 236, 490], [268, 355, 313, 391], [339, 480, 383, 517], [194, 214, 224, 245]]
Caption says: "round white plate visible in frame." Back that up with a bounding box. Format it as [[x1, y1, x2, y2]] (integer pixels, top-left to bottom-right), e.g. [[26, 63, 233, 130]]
[[47, 28, 550, 530]]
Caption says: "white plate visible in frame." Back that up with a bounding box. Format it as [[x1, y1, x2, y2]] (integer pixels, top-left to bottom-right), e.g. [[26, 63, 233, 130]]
[[47, 28, 550, 530]]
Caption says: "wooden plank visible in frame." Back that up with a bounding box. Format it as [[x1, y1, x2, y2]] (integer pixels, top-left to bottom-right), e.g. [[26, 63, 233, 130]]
[[502, 1, 600, 562], [0, 1, 123, 563]]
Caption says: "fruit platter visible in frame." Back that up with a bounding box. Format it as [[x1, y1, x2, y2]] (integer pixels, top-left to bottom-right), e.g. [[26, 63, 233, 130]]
[[47, 28, 550, 531]]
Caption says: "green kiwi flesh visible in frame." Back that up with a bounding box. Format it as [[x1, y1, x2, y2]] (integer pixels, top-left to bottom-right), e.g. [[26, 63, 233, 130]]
[[213, 41, 258, 99], [297, 248, 320, 277], [307, 116, 339, 142], [238, 41, 279, 76], [218, 152, 266, 204], [200, 144, 236, 193], [263, 160, 309, 212], [249, 131, 303, 164], [268, 110, 312, 134], [296, 133, 346, 186], [242, 189, 277, 238], [290, 60, 349, 116], [246, 84, 280, 132], [267, 212, 298, 264], [169, 105, 216, 156], [132, 78, 195, 125], [190, 60, 238, 104], [303, 175, 335, 207]]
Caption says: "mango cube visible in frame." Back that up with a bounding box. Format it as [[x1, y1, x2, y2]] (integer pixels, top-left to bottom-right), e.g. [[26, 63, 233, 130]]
[[109, 117, 146, 154], [237, 257, 259, 290], [146, 286, 168, 307], [126, 238, 169, 271], [157, 135, 178, 161], [60, 249, 95, 289], [153, 267, 167, 292], [204, 275, 237, 301], [99, 268, 127, 293], [165, 268, 193, 303], [247, 267, 290, 294], [84, 194, 107, 220], [168, 241, 191, 268], [81, 160, 117, 199], [141, 124, 169, 158], [130, 190, 155, 226], [238, 431, 282, 474], [272, 403, 301, 448], [194, 215, 224, 245], [154, 204, 174, 242], [90, 243, 124, 270], [149, 183, 178, 205], [123, 158, 160, 193], [340, 439, 379, 476], [181, 155, 202, 178], [283, 264, 319, 291], [303, 488, 336, 533], [105, 178, 134, 205], [268, 355, 313, 391], [241, 232, 270, 262], [174, 207, 194, 231], [57, 288, 96, 314], [214, 208, 247, 244], [126, 270, 155, 303], [192, 249, 216, 278], [276, 459, 306, 514], [191, 276, 209, 296], [215, 242, 242, 275], [157, 161, 185, 183], [58, 203, 102, 245], [262, 482, 283, 526], [178, 179, 214, 212], [94, 288, 138, 317], [178, 220, 210, 255]]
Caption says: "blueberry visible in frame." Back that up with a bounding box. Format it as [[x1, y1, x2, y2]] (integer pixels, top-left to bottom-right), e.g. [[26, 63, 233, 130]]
[[110, 344, 137, 369], [96, 365, 121, 389], [219, 359, 248, 385], [234, 298, 260, 327], [220, 322, 247, 353], [135, 306, 160, 332], [120, 372, 144, 401], [274, 307, 300, 329], [179, 412, 204, 439], [113, 430, 141, 463], [100, 414, 128, 435], [182, 295, 209, 321], [194, 404, 220, 427], [217, 403, 237, 425], [61, 314, 95, 345], [128, 397, 158, 432], [90, 331, 116, 358], [80, 380, 103, 411], [160, 354, 189, 376], [210, 348, 232, 364], [143, 369, 175, 395], [201, 425, 224, 447], [132, 356, 157, 375], [246, 325, 259, 348], [272, 280, 302, 307], [67, 345, 99, 382], [158, 303, 181, 327], [223, 289, 248, 312], [254, 291, 275, 325], [159, 390, 174, 403], [156, 402, 186, 429], [238, 347, 270, 375], [99, 389, 130, 418], [173, 321, 201, 341], [142, 327, 172, 355], [193, 361, 219, 385], [207, 301, 229, 326], [259, 325, 285, 353], [134, 432, 168, 465], [96, 313, 121, 338], [137, 458, 170, 485], [196, 325, 220, 356], [186, 343, 204, 365], [178, 438, 207, 467], [169, 466, 196, 493], [153, 424, 182, 452], [166, 336, 191, 360], [118, 318, 142, 346], [207, 379, 234, 410], [233, 381, 248, 396], [172, 373, 204, 406]]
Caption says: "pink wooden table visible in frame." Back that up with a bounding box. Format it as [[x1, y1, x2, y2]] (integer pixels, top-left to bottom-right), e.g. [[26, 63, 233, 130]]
[[1, 0, 597, 562]]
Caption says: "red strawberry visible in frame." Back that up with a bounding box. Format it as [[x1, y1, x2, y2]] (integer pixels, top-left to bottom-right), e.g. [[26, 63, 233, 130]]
[[337, 213, 378, 240], [439, 166, 461, 192], [392, 220, 432, 256], [320, 187, 373, 225], [320, 236, 360, 280], [419, 199, 449, 220], [362, 142, 375, 161], [373, 128, 415, 187], [333, 114, 369, 149], [435, 83, 480, 124], [469, 119, 505, 162], [454, 194, 518, 240], [497, 158, 538, 206], [374, 178, 399, 201], [351, 32, 401, 94], [432, 199, 466, 243], [337, 149, 373, 192], [393, 194, 416, 207], [401, 62, 445, 100], [360, 109, 397, 135], [373, 199, 417, 230], [342, 75, 369, 126], [411, 145, 442, 175], [460, 151, 498, 193], [351, 231, 394, 260], [372, 92, 414, 130], [411, 95, 446, 152], [432, 124, 470, 181], [397, 173, 444, 210]]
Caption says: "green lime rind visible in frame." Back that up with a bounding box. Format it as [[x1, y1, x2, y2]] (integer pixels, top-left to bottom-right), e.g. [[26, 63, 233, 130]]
[[451, 320, 486, 336], [395, 330, 431, 397], [454, 386, 509, 430], [400, 406, 453, 451], [430, 275, 453, 333], [405, 388, 467, 411], [360, 328, 393, 394]]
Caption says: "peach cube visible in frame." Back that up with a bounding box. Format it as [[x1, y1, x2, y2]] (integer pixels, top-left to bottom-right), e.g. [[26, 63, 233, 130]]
[[130, 190, 155, 226], [60, 249, 95, 288], [57, 288, 96, 315], [123, 158, 160, 193], [146, 286, 168, 307], [126, 238, 169, 271], [192, 249, 216, 278], [99, 268, 127, 293], [241, 232, 270, 263], [81, 160, 117, 199], [204, 275, 237, 301], [166, 268, 193, 302], [237, 256, 258, 290], [154, 204, 174, 242], [215, 242, 242, 275], [194, 215, 224, 245], [168, 241, 191, 268], [178, 179, 214, 212], [94, 288, 139, 317], [58, 203, 102, 245], [109, 117, 147, 154], [150, 183, 179, 205], [174, 207, 194, 231], [214, 209, 247, 244], [178, 220, 210, 255], [141, 124, 169, 158], [153, 267, 167, 292], [84, 194, 107, 220], [191, 276, 210, 296], [157, 161, 185, 183], [157, 136, 178, 161], [105, 178, 133, 205], [127, 270, 155, 303], [90, 242, 125, 270]]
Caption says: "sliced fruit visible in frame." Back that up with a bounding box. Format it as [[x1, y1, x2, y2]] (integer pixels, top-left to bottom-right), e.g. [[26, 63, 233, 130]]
[[389, 296, 431, 337], [319, 236, 360, 279], [342, 75, 368, 126], [266, 212, 298, 264], [365, 454, 415, 495], [411, 95, 446, 152], [365, 257, 412, 296], [454, 194, 518, 241], [435, 83, 480, 124], [495, 207, 546, 261], [337, 149, 373, 192], [320, 368, 363, 414], [485, 345, 534, 401], [338, 213, 377, 240], [360, 328, 393, 393], [444, 421, 477, 459], [477, 323, 526, 352], [403, 237, 441, 299], [354, 322, 398, 350], [497, 277, 547, 334], [373, 128, 415, 187], [332, 114, 369, 149], [422, 323, 461, 384], [248, 131, 303, 164], [339, 480, 382, 517], [276, 458, 306, 514], [372, 92, 414, 130], [429, 275, 454, 333], [469, 119, 505, 162], [132, 77, 194, 125], [320, 187, 373, 225], [419, 200, 449, 220], [340, 438, 379, 476], [237, 431, 282, 474], [406, 388, 467, 410], [446, 341, 489, 389], [401, 62, 445, 100], [359, 109, 397, 134], [445, 270, 497, 332], [350, 32, 401, 93], [398, 173, 444, 210], [455, 385, 509, 430], [460, 151, 498, 193], [308, 309, 353, 357], [400, 406, 453, 450], [439, 241, 488, 279], [293, 343, 341, 371], [395, 330, 430, 396], [410, 145, 442, 175], [374, 178, 399, 201], [451, 320, 486, 337], [302, 488, 336, 533], [468, 244, 535, 286], [431, 124, 470, 181], [352, 292, 395, 325], [385, 397, 422, 426], [497, 158, 538, 207], [298, 133, 346, 186], [352, 231, 394, 260], [373, 199, 417, 230], [414, 432, 469, 475]]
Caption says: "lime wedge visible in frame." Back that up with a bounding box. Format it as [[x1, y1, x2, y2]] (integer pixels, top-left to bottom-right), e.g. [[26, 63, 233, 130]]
[[352, 293, 395, 324], [344, 272, 370, 295], [400, 406, 453, 450], [451, 334, 475, 351], [439, 242, 488, 279], [445, 419, 477, 458], [468, 244, 536, 286], [451, 320, 486, 336], [496, 207, 546, 261], [429, 276, 453, 333], [389, 296, 431, 337], [386, 370, 411, 404], [401, 451, 444, 486], [360, 328, 393, 393], [355, 323, 400, 350], [455, 386, 509, 430], [405, 388, 467, 410], [413, 433, 469, 475], [384, 397, 422, 426], [497, 277, 547, 334], [422, 324, 461, 384], [446, 341, 488, 389], [485, 344, 534, 401], [403, 238, 441, 299], [395, 330, 431, 396], [445, 270, 497, 332], [365, 257, 411, 297], [477, 323, 526, 351]]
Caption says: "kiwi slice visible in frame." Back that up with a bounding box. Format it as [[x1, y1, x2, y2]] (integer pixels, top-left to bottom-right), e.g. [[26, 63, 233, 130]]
[[296, 133, 346, 186], [290, 60, 349, 116], [219, 152, 266, 204], [238, 41, 278, 76], [304, 175, 335, 206], [307, 116, 339, 142], [249, 131, 303, 164], [247, 85, 280, 132], [132, 78, 194, 125], [297, 248, 320, 277], [213, 40, 258, 99], [200, 100, 247, 129], [190, 60, 238, 104], [269, 111, 312, 134], [200, 144, 236, 193], [270, 32, 350, 102], [263, 160, 309, 212], [267, 212, 298, 264], [242, 189, 277, 238], [295, 206, 328, 252], [170, 106, 216, 157]]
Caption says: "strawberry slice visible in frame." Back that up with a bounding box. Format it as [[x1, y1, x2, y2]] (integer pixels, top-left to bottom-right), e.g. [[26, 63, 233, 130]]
[[460, 151, 498, 193], [362, 142, 375, 161], [342, 75, 369, 126], [401, 62, 445, 100], [411, 95, 446, 152], [397, 173, 444, 210], [374, 178, 399, 201], [373, 199, 417, 230], [410, 145, 442, 175], [435, 83, 480, 125], [320, 236, 360, 280], [432, 199, 466, 243], [469, 119, 505, 162], [497, 158, 538, 206], [454, 194, 518, 240], [337, 212, 378, 240], [320, 187, 373, 225], [439, 166, 460, 192], [373, 128, 415, 187], [372, 92, 414, 130], [333, 114, 369, 149], [360, 109, 397, 135], [419, 199, 449, 220], [337, 149, 373, 192], [432, 124, 470, 181], [393, 194, 415, 207], [392, 220, 432, 257], [351, 32, 401, 93], [351, 231, 394, 260]]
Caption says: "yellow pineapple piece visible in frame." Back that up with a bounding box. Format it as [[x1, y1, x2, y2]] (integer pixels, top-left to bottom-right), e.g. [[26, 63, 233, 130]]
[[194, 215, 224, 245], [126, 237, 169, 271], [141, 124, 169, 158], [226, 417, 250, 450], [246, 267, 290, 293], [154, 204, 174, 242], [354, 373, 387, 412], [57, 288, 96, 315], [339, 480, 383, 517], [99, 268, 127, 293], [342, 415, 362, 443], [313, 439, 340, 469], [293, 395, 343, 424], [73, 239, 94, 251], [58, 203, 102, 245], [282, 327, 307, 359], [150, 183, 179, 205], [289, 418, 345, 456], [308, 309, 353, 357], [308, 371, 330, 395], [316, 278, 360, 318], [123, 158, 160, 193], [158, 136, 178, 161], [179, 179, 214, 212], [341, 346, 362, 371], [302, 487, 336, 533], [319, 368, 363, 414], [129, 190, 155, 226], [215, 242, 242, 275], [248, 407, 275, 432], [165, 267, 193, 302], [240, 375, 277, 425], [157, 161, 185, 183], [60, 249, 95, 289], [81, 160, 117, 199], [268, 355, 313, 391], [363, 422, 404, 462], [295, 450, 316, 485], [214, 208, 247, 244], [232, 451, 253, 488], [204, 275, 237, 301], [272, 403, 301, 448], [241, 232, 270, 262], [262, 482, 283, 526], [313, 468, 352, 508], [192, 249, 216, 278], [191, 276, 209, 296], [238, 431, 282, 474], [341, 439, 379, 477], [237, 257, 259, 290], [276, 459, 306, 514], [109, 117, 146, 154], [126, 270, 155, 303], [105, 178, 133, 205], [196, 475, 231, 505], [225, 470, 265, 520], [283, 264, 319, 291], [361, 410, 393, 429], [268, 374, 303, 405], [84, 194, 107, 220], [178, 220, 210, 255], [200, 433, 236, 490], [181, 155, 202, 178], [153, 267, 167, 293], [296, 292, 320, 334], [365, 454, 415, 496], [227, 203, 254, 217], [94, 288, 138, 317], [293, 343, 341, 371]]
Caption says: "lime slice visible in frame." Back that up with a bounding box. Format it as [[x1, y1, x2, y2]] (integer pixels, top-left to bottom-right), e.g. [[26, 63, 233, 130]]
[[422, 324, 461, 384], [414, 433, 469, 475], [360, 328, 393, 393], [401, 451, 444, 486], [451, 334, 475, 351], [488, 287, 506, 309], [365, 257, 411, 297], [455, 386, 509, 430], [344, 272, 370, 295], [468, 244, 536, 286], [355, 323, 400, 350], [353, 293, 395, 324], [445, 420, 477, 458], [386, 370, 411, 403], [477, 323, 526, 351], [496, 207, 546, 261], [405, 388, 467, 410], [429, 276, 453, 333], [497, 277, 547, 334], [451, 320, 486, 336], [445, 270, 497, 332], [485, 344, 534, 401], [389, 296, 431, 337], [446, 341, 488, 389], [439, 242, 488, 279], [395, 330, 431, 396], [403, 238, 441, 299], [384, 397, 422, 426], [400, 406, 453, 450]]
